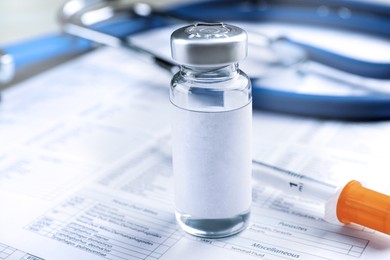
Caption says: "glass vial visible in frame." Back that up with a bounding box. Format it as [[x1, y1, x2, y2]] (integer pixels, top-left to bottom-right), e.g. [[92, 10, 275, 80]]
[[170, 23, 252, 238]]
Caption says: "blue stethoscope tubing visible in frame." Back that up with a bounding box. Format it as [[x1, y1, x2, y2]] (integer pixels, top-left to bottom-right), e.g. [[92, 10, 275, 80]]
[[167, 0, 390, 81], [4, 0, 390, 120], [142, 0, 390, 120]]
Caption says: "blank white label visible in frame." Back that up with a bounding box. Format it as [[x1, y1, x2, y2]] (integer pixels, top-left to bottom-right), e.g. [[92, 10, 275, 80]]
[[171, 103, 252, 218]]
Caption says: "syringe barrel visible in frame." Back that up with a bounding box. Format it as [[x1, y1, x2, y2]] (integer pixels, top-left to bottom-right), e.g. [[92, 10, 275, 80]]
[[253, 161, 390, 235], [253, 161, 337, 201]]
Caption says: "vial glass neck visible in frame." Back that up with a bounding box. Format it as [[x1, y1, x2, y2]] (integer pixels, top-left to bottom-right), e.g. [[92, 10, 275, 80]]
[[181, 63, 239, 81]]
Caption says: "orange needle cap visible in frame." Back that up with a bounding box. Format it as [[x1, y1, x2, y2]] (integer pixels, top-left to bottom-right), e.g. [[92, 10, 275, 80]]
[[337, 180, 390, 235]]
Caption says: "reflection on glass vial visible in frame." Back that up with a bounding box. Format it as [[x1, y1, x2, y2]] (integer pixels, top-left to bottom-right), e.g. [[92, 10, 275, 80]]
[[170, 23, 252, 238]]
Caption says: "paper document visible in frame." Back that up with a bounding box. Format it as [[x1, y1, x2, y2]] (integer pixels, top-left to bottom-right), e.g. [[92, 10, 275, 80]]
[[1, 30, 390, 259]]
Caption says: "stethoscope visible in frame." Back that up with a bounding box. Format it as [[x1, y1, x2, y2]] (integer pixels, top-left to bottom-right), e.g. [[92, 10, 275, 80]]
[[4, 0, 390, 120]]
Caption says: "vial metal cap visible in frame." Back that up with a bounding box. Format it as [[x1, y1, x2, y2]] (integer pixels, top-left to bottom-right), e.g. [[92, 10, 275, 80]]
[[171, 23, 248, 66]]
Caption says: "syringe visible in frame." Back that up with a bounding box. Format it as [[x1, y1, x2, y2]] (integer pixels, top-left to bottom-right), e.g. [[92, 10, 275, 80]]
[[252, 159, 390, 235]]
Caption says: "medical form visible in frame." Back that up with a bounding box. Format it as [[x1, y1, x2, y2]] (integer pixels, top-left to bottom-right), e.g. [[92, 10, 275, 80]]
[[1, 33, 390, 259]]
